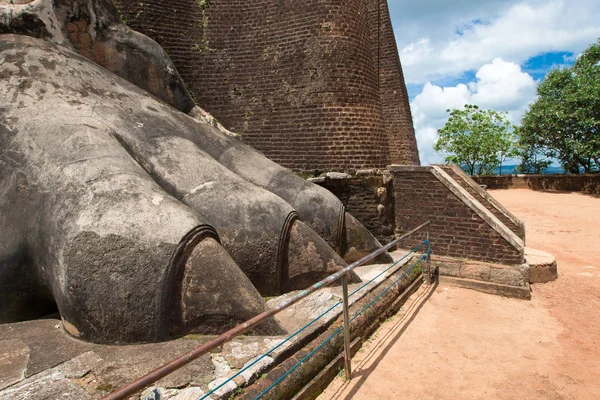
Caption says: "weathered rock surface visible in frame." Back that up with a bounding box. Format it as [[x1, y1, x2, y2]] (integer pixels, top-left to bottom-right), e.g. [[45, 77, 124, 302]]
[[93, 340, 214, 389], [343, 212, 394, 264], [0, 340, 29, 390], [56, 351, 102, 380], [0, 318, 216, 399], [0, 0, 195, 112], [141, 386, 206, 400], [0, 320, 94, 376], [0, 369, 91, 400]]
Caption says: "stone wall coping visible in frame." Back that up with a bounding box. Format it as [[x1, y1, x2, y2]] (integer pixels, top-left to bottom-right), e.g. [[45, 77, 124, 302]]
[[387, 165, 433, 173], [431, 254, 527, 271]]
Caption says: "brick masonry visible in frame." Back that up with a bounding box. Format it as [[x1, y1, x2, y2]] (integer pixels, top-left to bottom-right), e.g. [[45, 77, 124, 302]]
[[390, 166, 524, 265], [369, 0, 420, 166], [312, 172, 395, 244], [113, 0, 420, 173]]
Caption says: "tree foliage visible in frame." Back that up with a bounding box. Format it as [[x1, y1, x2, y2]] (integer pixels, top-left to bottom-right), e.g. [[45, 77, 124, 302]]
[[434, 104, 517, 175], [518, 39, 600, 174], [514, 126, 552, 174]]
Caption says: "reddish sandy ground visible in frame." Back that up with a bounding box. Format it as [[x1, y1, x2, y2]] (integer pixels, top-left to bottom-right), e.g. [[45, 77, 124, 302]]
[[318, 189, 600, 400]]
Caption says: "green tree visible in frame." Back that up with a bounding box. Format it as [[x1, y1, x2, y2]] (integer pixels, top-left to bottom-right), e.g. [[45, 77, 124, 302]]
[[434, 104, 517, 175], [518, 39, 600, 174], [514, 126, 552, 174]]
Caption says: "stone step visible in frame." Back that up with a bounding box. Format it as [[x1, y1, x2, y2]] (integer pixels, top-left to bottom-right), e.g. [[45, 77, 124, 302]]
[[525, 247, 558, 283]]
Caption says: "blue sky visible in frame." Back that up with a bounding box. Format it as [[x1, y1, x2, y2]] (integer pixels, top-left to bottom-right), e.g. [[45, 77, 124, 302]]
[[387, 0, 600, 165]]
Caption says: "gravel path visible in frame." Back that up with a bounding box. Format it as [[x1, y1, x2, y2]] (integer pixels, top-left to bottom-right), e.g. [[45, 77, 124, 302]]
[[318, 189, 600, 400]]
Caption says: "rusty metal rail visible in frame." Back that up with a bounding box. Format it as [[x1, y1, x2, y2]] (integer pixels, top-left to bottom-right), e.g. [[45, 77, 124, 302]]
[[102, 221, 431, 400]]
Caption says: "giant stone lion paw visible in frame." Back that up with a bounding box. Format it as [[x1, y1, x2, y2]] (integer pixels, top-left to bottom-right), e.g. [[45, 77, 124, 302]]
[[0, 34, 393, 344]]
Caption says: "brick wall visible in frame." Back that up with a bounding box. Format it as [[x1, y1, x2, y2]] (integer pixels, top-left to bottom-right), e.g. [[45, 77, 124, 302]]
[[368, 0, 420, 165], [390, 167, 524, 265], [313, 173, 395, 243], [113, 0, 419, 173]]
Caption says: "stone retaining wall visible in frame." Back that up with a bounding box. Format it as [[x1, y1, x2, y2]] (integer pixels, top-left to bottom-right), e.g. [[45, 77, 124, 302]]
[[473, 174, 600, 196], [433, 255, 530, 299]]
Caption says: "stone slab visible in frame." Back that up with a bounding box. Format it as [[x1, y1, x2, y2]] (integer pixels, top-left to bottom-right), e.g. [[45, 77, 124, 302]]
[[439, 276, 531, 300], [460, 263, 491, 281], [0, 319, 94, 376], [433, 253, 529, 289], [221, 337, 284, 369], [525, 247, 559, 283], [57, 351, 102, 379], [489, 265, 527, 287], [0, 339, 29, 390], [94, 339, 214, 389]]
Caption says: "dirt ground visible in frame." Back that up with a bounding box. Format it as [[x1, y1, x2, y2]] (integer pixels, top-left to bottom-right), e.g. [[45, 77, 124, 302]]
[[318, 189, 600, 400]]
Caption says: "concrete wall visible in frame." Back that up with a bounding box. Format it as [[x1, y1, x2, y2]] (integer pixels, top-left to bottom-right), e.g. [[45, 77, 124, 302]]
[[473, 174, 600, 196], [390, 166, 524, 265], [113, 0, 420, 173]]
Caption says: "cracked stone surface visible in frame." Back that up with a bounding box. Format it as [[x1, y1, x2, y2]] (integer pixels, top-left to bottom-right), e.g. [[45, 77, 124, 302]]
[[93, 340, 214, 389], [57, 351, 102, 379], [0, 320, 94, 376], [172, 387, 206, 400], [141, 386, 207, 400], [210, 355, 231, 378], [221, 337, 287, 370], [0, 369, 91, 400]]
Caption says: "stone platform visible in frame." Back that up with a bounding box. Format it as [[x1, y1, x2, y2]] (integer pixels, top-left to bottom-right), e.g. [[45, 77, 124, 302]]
[[433, 247, 559, 300]]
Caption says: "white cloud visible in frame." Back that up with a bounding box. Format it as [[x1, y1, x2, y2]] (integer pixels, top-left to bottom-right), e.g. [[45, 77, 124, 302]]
[[386, 0, 599, 165], [391, 0, 600, 84], [470, 58, 537, 114], [411, 59, 537, 165]]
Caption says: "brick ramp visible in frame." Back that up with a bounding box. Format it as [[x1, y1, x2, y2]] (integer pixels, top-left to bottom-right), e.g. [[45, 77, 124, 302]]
[[390, 165, 529, 297], [439, 164, 526, 242]]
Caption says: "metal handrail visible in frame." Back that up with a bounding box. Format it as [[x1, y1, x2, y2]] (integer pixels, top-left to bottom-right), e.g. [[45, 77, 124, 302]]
[[103, 221, 431, 400]]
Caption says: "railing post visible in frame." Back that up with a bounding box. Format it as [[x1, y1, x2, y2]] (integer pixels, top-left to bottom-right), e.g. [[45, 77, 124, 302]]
[[341, 273, 352, 379], [426, 221, 432, 284]]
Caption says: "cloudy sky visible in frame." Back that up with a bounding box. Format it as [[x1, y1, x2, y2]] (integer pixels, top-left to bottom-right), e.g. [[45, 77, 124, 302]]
[[388, 0, 600, 165]]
